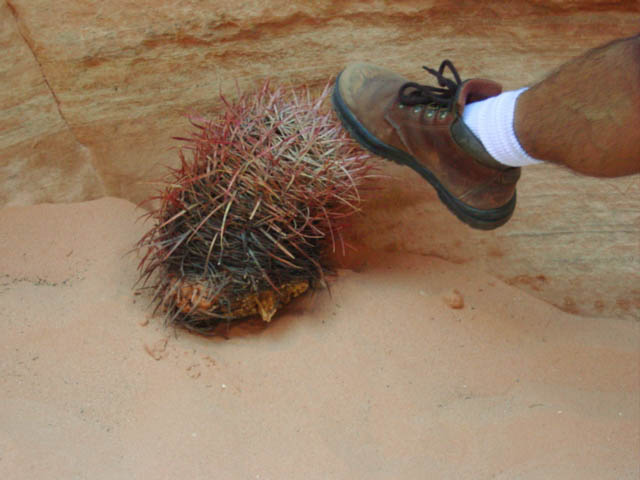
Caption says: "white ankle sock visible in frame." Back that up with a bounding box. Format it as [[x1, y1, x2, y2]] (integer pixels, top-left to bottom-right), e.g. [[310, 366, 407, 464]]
[[462, 87, 544, 167]]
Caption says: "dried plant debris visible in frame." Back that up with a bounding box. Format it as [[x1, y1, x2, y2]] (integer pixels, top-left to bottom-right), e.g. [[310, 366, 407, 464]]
[[136, 83, 373, 334]]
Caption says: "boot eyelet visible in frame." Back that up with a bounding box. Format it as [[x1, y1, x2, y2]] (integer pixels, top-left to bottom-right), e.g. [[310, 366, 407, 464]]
[[397, 103, 406, 109], [439, 111, 449, 120], [426, 110, 435, 119], [413, 106, 423, 114]]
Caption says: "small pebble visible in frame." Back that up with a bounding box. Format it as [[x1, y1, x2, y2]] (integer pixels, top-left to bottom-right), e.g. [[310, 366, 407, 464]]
[[443, 289, 464, 309]]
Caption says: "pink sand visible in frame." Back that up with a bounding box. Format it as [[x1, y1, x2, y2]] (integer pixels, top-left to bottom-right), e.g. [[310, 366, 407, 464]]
[[0, 198, 638, 479]]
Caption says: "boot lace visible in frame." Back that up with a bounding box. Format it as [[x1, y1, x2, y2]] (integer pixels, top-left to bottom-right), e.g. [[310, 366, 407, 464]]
[[398, 60, 462, 109]]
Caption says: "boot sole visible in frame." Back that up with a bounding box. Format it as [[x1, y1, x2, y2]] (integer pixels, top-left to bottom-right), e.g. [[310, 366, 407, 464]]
[[332, 71, 516, 230]]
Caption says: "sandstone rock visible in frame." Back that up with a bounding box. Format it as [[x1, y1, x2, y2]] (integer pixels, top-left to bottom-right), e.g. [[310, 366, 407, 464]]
[[0, 1, 104, 205], [1, 0, 638, 318], [349, 164, 639, 320]]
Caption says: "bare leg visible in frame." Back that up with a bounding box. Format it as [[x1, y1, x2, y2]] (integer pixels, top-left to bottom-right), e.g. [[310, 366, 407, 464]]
[[515, 34, 640, 177]]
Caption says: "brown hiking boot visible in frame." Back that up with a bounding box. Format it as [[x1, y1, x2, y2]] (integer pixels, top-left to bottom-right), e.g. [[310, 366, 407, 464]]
[[332, 61, 521, 230]]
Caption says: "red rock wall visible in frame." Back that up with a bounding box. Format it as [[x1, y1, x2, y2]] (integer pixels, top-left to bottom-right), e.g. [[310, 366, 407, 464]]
[[1, 0, 638, 318]]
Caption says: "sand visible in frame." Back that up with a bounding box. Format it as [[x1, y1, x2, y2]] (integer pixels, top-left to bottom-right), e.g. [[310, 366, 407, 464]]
[[0, 197, 638, 479]]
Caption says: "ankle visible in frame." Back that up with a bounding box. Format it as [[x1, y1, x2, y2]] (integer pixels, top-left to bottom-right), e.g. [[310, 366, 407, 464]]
[[462, 88, 545, 168]]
